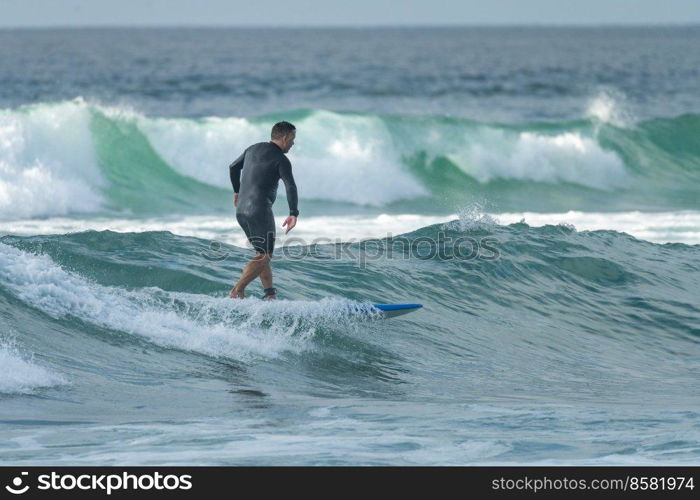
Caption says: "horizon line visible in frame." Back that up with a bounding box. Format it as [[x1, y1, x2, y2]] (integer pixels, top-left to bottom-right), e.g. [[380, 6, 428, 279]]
[[2, 22, 700, 30]]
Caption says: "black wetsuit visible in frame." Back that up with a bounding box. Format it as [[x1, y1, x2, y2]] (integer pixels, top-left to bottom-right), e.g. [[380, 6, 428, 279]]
[[229, 142, 299, 254]]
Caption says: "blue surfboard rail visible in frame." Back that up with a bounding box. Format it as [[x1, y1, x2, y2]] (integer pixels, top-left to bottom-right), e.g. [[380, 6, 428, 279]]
[[372, 303, 423, 318]]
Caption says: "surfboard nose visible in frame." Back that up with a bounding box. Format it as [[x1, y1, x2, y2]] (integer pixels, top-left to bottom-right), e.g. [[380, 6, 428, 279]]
[[372, 303, 423, 318]]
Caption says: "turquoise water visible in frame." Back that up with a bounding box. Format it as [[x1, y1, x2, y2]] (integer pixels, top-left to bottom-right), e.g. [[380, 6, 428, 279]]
[[0, 27, 699, 465]]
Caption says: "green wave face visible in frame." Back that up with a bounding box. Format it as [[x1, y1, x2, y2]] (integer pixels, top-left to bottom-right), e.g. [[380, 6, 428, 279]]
[[89, 110, 229, 215]]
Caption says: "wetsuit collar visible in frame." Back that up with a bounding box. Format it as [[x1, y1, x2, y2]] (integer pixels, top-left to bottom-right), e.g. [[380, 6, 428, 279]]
[[269, 141, 283, 152]]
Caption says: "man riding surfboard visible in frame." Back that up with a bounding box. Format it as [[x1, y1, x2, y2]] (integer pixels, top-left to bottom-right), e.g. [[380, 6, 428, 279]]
[[228, 121, 299, 300]]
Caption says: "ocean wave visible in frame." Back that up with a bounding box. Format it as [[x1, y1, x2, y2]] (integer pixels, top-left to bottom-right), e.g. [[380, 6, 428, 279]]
[[2, 223, 698, 347], [0, 222, 697, 409], [0, 100, 104, 219], [1, 99, 699, 219], [0, 241, 374, 362], [0, 340, 66, 394]]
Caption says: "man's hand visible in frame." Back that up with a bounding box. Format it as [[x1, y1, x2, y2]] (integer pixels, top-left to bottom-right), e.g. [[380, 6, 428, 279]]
[[233, 193, 239, 208], [282, 215, 297, 234]]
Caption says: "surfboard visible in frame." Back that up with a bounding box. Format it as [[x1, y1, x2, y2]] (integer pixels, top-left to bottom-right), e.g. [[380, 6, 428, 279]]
[[372, 303, 423, 318]]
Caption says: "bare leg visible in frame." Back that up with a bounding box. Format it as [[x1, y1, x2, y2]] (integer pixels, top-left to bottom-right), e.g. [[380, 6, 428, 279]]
[[229, 253, 270, 299], [259, 260, 276, 299]]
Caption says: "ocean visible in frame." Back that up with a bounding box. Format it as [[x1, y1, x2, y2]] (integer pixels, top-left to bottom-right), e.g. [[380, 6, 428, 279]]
[[0, 26, 698, 465]]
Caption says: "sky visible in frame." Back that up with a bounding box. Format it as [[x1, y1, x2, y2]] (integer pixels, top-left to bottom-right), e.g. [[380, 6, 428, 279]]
[[1, 0, 699, 27]]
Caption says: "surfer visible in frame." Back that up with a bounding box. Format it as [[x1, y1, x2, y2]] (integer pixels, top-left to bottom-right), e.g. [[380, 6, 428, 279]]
[[228, 121, 299, 300]]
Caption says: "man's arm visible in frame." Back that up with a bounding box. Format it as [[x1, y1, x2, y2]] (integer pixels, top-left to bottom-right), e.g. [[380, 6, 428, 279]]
[[229, 149, 246, 194], [278, 157, 299, 217]]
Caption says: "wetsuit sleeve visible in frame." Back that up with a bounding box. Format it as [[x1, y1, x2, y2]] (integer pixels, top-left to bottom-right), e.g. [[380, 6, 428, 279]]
[[278, 157, 299, 217], [228, 149, 246, 193]]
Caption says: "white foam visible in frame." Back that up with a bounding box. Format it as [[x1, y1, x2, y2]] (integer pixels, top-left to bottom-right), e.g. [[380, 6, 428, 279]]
[[493, 210, 700, 245], [586, 89, 636, 128], [286, 111, 427, 205], [3, 210, 698, 245], [448, 128, 628, 189], [139, 109, 428, 206], [0, 99, 104, 219], [137, 114, 260, 189], [0, 213, 451, 249], [0, 243, 366, 362], [0, 341, 65, 394]]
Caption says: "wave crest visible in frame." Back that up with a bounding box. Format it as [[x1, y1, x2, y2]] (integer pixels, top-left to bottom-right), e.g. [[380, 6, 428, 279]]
[[1, 100, 699, 218]]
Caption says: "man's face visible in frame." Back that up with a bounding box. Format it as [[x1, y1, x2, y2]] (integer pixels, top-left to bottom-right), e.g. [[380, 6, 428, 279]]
[[283, 131, 296, 153]]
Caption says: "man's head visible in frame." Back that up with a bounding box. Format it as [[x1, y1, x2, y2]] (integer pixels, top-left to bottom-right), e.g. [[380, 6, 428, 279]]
[[271, 121, 296, 153]]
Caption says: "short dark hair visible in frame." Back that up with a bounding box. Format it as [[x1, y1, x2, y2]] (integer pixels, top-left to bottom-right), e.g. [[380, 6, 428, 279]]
[[271, 121, 296, 139]]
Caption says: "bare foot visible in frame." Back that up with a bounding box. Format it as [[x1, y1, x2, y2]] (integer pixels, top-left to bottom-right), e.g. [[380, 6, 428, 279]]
[[263, 293, 277, 300], [229, 287, 246, 299]]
